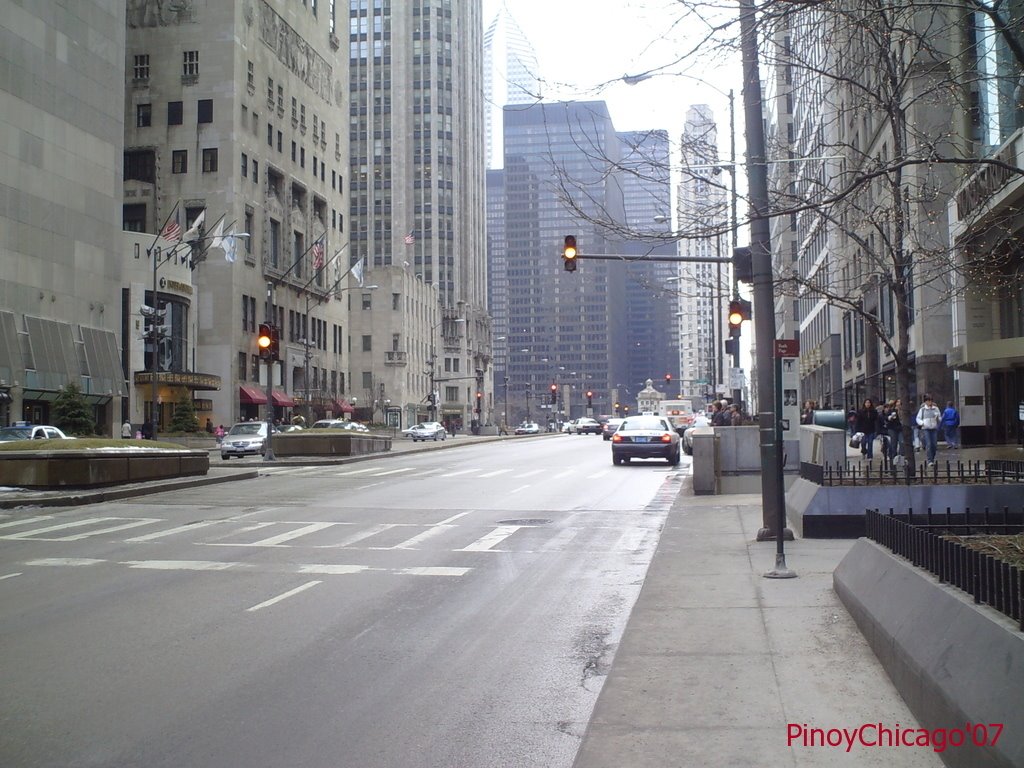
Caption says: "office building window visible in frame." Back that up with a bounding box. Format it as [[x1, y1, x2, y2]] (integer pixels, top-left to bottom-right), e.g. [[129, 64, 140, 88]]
[[136, 103, 151, 127], [362, 335, 372, 352], [133, 54, 150, 80], [201, 148, 218, 172], [239, 352, 247, 381], [183, 50, 199, 77], [168, 101, 183, 125], [269, 218, 281, 267], [197, 99, 213, 123], [252, 159, 258, 184], [241, 152, 248, 177], [124, 150, 155, 182], [247, 60, 254, 90], [123, 203, 146, 232], [172, 150, 187, 174], [244, 209, 254, 254]]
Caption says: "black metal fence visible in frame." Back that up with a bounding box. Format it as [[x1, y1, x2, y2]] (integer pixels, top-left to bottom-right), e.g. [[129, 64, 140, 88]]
[[801, 459, 1024, 486], [865, 508, 1024, 630]]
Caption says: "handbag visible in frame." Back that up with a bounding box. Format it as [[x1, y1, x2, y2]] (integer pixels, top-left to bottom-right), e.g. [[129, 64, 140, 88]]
[[849, 431, 863, 449]]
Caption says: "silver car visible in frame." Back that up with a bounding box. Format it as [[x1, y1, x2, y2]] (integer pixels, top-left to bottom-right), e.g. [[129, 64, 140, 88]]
[[406, 422, 447, 441], [0, 425, 74, 441], [220, 422, 270, 459]]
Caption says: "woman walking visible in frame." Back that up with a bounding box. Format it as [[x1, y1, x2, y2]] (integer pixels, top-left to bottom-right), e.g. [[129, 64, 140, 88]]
[[855, 398, 881, 460], [916, 395, 942, 466]]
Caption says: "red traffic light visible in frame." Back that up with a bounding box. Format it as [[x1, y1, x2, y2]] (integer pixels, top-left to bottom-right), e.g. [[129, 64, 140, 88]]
[[586, 390, 593, 399], [562, 235, 578, 272], [728, 298, 752, 329], [257, 323, 273, 360]]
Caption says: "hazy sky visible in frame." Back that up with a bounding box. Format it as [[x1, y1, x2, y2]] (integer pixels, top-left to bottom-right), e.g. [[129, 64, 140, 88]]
[[482, 0, 744, 151]]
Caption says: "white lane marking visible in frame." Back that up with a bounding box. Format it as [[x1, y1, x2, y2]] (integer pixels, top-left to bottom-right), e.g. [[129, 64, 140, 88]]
[[439, 468, 480, 478], [614, 528, 650, 553], [25, 558, 106, 567], [1, 518, 118, 540], [396, 567, 470, 576], [126, 520, 220, 542], [552, 469, 575, 480], [247, 522, 339, 547], [331, 523, 399, 548], [0, 572, 23, 580], [334, 467, 379, 476], [477, 469, 513, 478], [386, 525, 454, 550], [517, 469, 546, 478], [0, 515, 53, 530], [587, 470, 610, 479], [122, 560, 241, 571], [437, 511, 471, 525], [541, 528, 579, 551], [370, 467, 415, 476], [297, 564, 370, 575], [355, 482, 386, 490], [409, 468, 443, 476], [55, 519, 162, 542], [246, 580, 322, 612], [459, 525, 521, 552], [509, 484, 531, 494]]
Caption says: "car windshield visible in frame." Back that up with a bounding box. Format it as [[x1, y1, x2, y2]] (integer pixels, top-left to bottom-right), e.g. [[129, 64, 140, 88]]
[[0, 427, 32, 440], [620, 416, 670, 431], [228, 423, 262, 436]]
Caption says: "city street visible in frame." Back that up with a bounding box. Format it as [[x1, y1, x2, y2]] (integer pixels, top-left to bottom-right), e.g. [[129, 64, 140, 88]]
[[0, 436, 685, 768]]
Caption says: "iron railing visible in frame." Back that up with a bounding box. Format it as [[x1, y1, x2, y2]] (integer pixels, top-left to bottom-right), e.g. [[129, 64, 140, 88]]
[[801, 459, 1024, 486], [865, 508, 1024, 630]]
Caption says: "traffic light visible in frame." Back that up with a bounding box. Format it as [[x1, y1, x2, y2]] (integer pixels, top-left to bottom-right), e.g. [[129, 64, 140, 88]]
[[257, 323, 273, 361], [475, 391, 482, 414], [733, 246, 753, 284], [550, 383, 558, 404], [728, 298, 752, 332], [586, 390, 593, 408], [664, 373, 672, 389], [725, 337, 739, 357], [614, 401, 621, 416], [269, 324, 280, 361], [562, 235, 578, 272]]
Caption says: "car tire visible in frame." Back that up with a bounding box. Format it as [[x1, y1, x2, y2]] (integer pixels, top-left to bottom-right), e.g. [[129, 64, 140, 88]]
[[668, 447, 681, 466], [612, 455, 622, 466], [221, 455, 229, 460]]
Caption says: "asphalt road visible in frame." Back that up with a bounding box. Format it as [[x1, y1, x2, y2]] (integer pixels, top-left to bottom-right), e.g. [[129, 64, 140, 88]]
[[0, 434, 687, 768]]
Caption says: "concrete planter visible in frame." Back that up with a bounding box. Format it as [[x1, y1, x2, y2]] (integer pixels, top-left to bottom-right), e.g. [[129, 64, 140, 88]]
[[270, 432, 391, 456], [0, 449, 210, 489]]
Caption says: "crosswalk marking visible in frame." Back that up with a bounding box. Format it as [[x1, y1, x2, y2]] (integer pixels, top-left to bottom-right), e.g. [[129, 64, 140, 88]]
[[438, 468, 480, 477], [126, 520, 220, 542], [247, 580, 321, 612], [334, 467, 379, 476], [385, 525, 454, 550], [459, 525, 521, 552], [0, 515, 52, 530], [517, 469, 546, 478], [25, 558, 104, 567], [247, 522, 339, 547], [477, 469, 513, 478], [370, 467, 415, 476], [0, 572, 23, 580], [123, 560, 241, 571], [55, 519, 162, 542], [330, 523, 399, 548], [1, 518, 111, 540]]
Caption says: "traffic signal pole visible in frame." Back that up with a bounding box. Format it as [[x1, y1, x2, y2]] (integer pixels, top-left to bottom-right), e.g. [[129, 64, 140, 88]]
[[264, 280, 277, 461]]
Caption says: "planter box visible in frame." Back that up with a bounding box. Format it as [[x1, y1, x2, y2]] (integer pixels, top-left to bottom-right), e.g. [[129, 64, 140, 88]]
[[0, 449, 210, 489], [270, 432, 391, 456]]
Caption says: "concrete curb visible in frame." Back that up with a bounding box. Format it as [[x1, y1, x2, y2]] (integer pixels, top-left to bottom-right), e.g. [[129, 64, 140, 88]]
[[834, 539, 1024, 768]]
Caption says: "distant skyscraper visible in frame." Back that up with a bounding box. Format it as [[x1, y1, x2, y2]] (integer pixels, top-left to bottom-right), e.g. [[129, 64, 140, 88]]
[[484, 4, 540, 169], [500, 101, 628, 420], [677, 105, 730, 400], [618, 130, 678, 395]]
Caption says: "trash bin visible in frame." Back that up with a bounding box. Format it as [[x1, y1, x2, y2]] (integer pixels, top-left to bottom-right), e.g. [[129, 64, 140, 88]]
[[812, 410, 847, 430]]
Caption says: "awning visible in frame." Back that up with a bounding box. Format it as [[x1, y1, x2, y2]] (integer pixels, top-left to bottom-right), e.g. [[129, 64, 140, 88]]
[[239, 385, 267, 405], [334, 399, 355, 414], [272, 390, 296, 407]]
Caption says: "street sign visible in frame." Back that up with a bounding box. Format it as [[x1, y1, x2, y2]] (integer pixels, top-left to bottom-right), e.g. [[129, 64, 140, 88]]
[[728, 368, 744, 390]]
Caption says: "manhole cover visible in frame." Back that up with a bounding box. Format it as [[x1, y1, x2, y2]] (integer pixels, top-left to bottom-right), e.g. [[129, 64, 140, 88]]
[[497, 518, 552, 526]]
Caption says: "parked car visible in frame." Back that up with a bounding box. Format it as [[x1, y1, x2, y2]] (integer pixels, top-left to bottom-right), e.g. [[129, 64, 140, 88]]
[[514, 422, 540, 435], [611, 414, 681, 466], [601, 418, 624, 441], [561, 420, 576, 434], [0, 425, 74, 442], [571, 417, 602, 435], [405, 422, 447, 441], [682, 412, 710, 455], [220, 421, 272, 459]]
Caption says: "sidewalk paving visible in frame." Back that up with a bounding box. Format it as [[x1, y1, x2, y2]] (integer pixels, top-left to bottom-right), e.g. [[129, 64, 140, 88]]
[[573, 485, 944, 768]]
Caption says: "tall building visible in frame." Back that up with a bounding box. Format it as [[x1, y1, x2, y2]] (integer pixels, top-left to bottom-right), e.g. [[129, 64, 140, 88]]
[[0, 0, 128, 431], [676, 105, 730, 402], [483, 3, 540, 169], [347, 0, 492, 431], [124, 0, 352, 429], [501, 101, 628, 422], [617, 130, 678, 396]]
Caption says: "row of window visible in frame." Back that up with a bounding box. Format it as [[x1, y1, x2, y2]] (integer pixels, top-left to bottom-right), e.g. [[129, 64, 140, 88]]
[[238, 353, 346, 396], [136, 99, 213, 129], [169, 148, 219, 174], [133, 52, 199, 81]]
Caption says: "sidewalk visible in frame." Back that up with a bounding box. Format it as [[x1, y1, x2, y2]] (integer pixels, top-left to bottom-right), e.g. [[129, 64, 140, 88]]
[[573, 485, 943, 768]]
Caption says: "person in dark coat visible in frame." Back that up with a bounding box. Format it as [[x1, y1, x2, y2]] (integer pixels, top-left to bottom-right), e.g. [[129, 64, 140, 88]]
[[854, 398, 880, 459]]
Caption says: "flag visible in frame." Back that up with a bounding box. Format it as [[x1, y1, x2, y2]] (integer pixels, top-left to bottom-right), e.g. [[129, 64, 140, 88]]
[[208, 217, 225, 251], [160, 216, 181, 242], [222, 234, 238, 263], [404, 231, 416, 245], [183, 209, 206, 240], [312, 237, 326, 271], [351, 257, 364, 287]]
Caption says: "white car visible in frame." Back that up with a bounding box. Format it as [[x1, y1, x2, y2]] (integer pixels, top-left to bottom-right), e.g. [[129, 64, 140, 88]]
[[405, 422, 447, 441], [0, 425, 75, 441], [514, 422, 540, 435]]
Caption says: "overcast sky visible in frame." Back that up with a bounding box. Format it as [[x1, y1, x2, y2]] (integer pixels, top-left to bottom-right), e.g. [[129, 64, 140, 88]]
[[482, 0, 744, 151]]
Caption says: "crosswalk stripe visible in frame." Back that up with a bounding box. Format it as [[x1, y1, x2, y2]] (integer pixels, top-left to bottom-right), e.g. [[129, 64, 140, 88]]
[[386, 525, 454, 550], [247, 580, 321, 612], [334, 467, 378, 476], [477, 469, 513, 478], [370, 467, 415, 476], [1, 518, 124, 540], [459, 525, 520, 552], [247, 522, 339, 547], [0, 515, 53, 530], [439, 468, 480, 478], [126, 520, 220, 542]]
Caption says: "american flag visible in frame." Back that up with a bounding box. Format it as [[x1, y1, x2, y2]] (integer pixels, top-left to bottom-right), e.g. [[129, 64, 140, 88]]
[[404, 231, 416, 245], [160, 216, 181, 242], [312, 238, 325, 270]]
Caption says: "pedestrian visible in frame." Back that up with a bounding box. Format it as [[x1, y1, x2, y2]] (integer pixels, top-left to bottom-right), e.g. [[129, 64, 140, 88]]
[[205, 418, 214, 434], [800, 400, 815, 425], [916, 395, 942, 465], [121, 419, 132, 439], [214, 424, 225, 444], [728, 403, 743, 426], [885, 399, 903, 462], [711, 402, 729, 427], [941, 400, 961, 449], [854, 398, 881, 460]]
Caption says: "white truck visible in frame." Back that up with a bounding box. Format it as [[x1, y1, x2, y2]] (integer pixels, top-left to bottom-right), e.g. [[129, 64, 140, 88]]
[[659, 399, 698, 435]]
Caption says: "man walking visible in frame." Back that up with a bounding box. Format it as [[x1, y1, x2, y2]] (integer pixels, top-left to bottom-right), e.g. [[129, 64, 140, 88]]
[[916, 395, 942, 466], [941, 400, 961, 449]]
